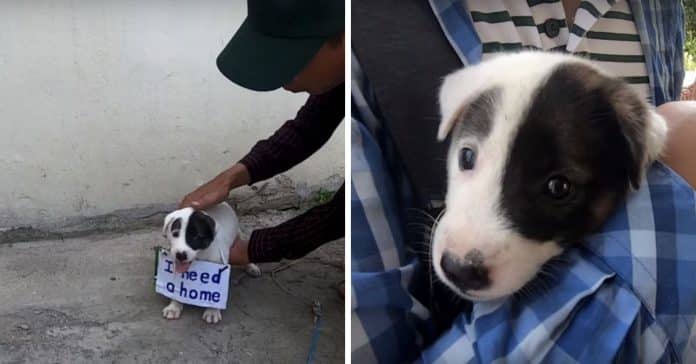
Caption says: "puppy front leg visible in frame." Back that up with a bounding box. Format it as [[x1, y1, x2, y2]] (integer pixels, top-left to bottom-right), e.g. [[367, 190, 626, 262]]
[[245, 263, 261, 278], [202, 308, 222, 324], [162, 300, 183, 320]]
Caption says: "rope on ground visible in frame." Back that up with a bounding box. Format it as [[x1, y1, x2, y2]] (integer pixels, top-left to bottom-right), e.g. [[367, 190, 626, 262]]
[[270, 259, 305, 301], [306, 300, 322, 364]]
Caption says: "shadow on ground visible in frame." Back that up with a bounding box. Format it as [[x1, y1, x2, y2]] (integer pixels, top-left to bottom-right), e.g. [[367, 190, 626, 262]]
[[0, 210, 345, 364]]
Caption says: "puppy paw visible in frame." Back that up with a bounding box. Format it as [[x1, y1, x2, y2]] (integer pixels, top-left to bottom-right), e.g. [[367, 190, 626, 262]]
[[202, 309, 222, 324], [245, 263, 261, 278], [162, 301, 183, 320]]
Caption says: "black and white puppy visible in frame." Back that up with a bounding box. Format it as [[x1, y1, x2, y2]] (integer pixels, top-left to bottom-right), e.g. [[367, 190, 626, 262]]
[[161, 202, 261, 323], [432, 51, 667, 301]]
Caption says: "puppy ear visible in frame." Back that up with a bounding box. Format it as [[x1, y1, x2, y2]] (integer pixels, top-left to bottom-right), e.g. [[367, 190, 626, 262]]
[[438, 65, 497, 140], [627, 109, 667, 189], [607, 83, 667, 189], [643, 110, 668, 168]]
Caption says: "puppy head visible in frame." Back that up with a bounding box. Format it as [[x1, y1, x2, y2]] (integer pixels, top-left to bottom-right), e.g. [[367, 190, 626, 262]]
[[433, 52, 667, 301], [162, 207, 217, 273]]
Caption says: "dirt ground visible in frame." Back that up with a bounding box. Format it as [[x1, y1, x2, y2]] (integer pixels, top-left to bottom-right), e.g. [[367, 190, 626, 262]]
[[0, 210, 345, 364]]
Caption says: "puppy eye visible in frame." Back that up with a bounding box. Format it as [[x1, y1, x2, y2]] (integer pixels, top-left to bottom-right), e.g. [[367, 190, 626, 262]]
[[172, 230, 180, 238], [459, 148, 476, 170], [546, 176, 572, 199]]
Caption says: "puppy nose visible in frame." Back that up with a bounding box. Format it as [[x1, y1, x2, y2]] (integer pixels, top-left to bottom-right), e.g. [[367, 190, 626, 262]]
[[175, 252, 188, 262], [440, 250, 490, 291]]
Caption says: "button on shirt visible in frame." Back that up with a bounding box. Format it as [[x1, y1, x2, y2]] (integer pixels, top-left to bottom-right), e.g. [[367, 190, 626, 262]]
[[543, 18, 562, 38]]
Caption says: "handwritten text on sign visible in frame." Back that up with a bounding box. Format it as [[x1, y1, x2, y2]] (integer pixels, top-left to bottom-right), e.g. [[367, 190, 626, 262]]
[[155, 249, 230, 309]]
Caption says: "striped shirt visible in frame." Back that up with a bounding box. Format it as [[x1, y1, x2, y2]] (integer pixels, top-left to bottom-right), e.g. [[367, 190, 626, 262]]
[[467, 0, 651, 100]]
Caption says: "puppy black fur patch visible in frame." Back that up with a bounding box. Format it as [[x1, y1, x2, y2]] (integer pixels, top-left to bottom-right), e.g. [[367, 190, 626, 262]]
[[500, 63, 645, 244], [185, 211, 216, 250]]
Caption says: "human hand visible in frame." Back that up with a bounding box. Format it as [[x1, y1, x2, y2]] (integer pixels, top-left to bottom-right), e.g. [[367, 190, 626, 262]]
[[179, 173, 232, 210], [179, 164, 251, 210]]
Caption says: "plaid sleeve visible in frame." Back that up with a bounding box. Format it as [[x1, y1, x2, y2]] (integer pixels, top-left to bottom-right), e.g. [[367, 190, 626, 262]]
[[248, 184, 344, 263], [351, 116, 430, 362], [351, 53, 439, 362], [630, 0, 684, 105], [238, 83, 344, 184]]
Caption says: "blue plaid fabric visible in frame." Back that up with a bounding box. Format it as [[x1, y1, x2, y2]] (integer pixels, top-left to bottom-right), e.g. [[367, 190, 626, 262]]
[[629, 0, 685, 105], [351, 2, 693, 362], [418, 162, 696, 363]]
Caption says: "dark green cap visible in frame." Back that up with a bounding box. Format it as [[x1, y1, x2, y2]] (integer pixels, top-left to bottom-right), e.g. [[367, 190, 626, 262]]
[[217, 0, 344, 91]]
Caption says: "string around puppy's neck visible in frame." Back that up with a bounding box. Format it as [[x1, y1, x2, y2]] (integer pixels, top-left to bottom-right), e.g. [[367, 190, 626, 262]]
[[218, 246, 228, 265]]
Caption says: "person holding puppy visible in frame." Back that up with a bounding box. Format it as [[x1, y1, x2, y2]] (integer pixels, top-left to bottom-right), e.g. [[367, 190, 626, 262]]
[[179, 1, 345, 269]]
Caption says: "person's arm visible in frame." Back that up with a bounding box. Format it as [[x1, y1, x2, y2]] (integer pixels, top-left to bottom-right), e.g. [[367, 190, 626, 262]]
[[657, 101, 696, 189], [227, 184, 343, 265], [250, 184, 344, 262], [239, 83, 345, 185]]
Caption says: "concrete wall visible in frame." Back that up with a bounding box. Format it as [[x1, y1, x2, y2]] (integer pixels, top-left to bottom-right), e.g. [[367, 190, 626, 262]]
[[0, 1, 345, 229]]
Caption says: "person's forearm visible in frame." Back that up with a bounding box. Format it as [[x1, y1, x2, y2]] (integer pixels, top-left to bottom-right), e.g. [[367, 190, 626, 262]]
[[238, 84, 344, 185], [220, 163, 251, 190], [247, 184, 345, 263], [657, 101, 696, 189]]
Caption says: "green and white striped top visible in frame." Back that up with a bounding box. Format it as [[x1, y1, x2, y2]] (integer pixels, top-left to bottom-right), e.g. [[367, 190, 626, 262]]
[[465, 0, 650, 101]]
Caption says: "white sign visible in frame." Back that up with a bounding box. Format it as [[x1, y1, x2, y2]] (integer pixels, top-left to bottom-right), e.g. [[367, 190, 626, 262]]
[[154, 249, 230, 309]]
